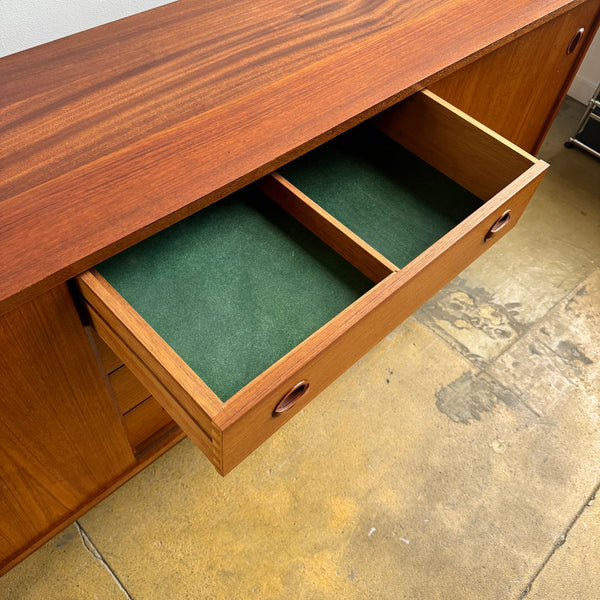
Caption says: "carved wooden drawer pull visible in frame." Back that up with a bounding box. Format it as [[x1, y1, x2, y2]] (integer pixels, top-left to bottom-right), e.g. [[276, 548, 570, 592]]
[[567, 28, 585, 54], [273, 381, 310, 415], [485, 209, 512, 241]]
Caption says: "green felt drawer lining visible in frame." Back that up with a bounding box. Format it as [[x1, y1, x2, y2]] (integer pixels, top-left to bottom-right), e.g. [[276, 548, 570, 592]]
[[279, 125, 481, 267], [97, 124, 481, 404], [96, 190, 373, 402]]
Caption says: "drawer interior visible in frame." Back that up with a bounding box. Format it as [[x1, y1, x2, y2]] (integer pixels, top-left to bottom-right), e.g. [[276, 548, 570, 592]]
[[278, 124, 482, 268], [95, 189, 374, 402], [94, 90, 535, 405], [80, 90, 546, 474]]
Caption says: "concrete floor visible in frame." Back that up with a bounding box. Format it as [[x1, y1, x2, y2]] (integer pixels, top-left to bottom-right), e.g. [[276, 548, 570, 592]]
[[2, 97, 599, 599]]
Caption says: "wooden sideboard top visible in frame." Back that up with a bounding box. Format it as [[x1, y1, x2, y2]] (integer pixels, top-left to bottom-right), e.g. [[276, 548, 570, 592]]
[[0, 0, 589, 313]]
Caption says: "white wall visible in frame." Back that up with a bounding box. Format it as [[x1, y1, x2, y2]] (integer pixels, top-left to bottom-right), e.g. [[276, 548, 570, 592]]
[[0, 0, 175, 58], [568, 29, 600, 103]]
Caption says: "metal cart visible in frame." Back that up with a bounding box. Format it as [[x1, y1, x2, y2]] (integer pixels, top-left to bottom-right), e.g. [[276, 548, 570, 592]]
[[565, 81, 600, 159]]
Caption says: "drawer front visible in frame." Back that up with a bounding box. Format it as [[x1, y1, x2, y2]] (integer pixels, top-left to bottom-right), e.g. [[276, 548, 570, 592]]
[[123, 397, 178, 455], [109, 364, 151, 414], [91, 329, 123, 374], [77, 90, 547, 475], [89, 318, 180, 455]]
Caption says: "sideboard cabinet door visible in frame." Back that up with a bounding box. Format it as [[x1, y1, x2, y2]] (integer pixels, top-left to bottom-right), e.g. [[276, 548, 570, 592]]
[[430, 0, 600, 153], [0, 284, 135, 573]]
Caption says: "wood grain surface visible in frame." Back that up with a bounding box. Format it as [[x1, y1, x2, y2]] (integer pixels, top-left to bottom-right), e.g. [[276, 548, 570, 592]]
[[109, 364, 152, 414], [374, 90, 538, 200], [0, 0, 589, 313], [0, 284, 135, 571], [258, 173, 397, 283], [91, 328, 123, 374], [122, 397, 178, 454], [430, 0, 600, 153], [76, 90, 548, 474]]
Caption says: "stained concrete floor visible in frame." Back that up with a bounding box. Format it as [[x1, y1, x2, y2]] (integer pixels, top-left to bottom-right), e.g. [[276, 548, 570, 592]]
[[1, 97, 599, 600]]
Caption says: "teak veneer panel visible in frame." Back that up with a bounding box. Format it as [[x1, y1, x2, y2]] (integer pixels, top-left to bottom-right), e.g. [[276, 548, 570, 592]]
[[430, 0, 600, 153], [374, 90, 538, 200], [91, 329, 123, 374], [0, 284, 135, 569], [109, 365, 152, 415], [123, 398, 177, 453], [0, 0, 590, 313], [258, 173, 397, 283]]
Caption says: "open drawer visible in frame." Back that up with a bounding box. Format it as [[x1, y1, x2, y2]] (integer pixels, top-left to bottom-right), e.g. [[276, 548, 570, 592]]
[[76, 91, 548, 474]]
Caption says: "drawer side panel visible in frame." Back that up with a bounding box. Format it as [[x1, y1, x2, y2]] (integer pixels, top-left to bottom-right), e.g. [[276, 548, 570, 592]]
[[375, 90, 538, 200]]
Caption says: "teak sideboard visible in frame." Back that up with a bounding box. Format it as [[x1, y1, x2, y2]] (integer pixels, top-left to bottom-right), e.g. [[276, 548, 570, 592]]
[[1, 0, 599, 575]]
